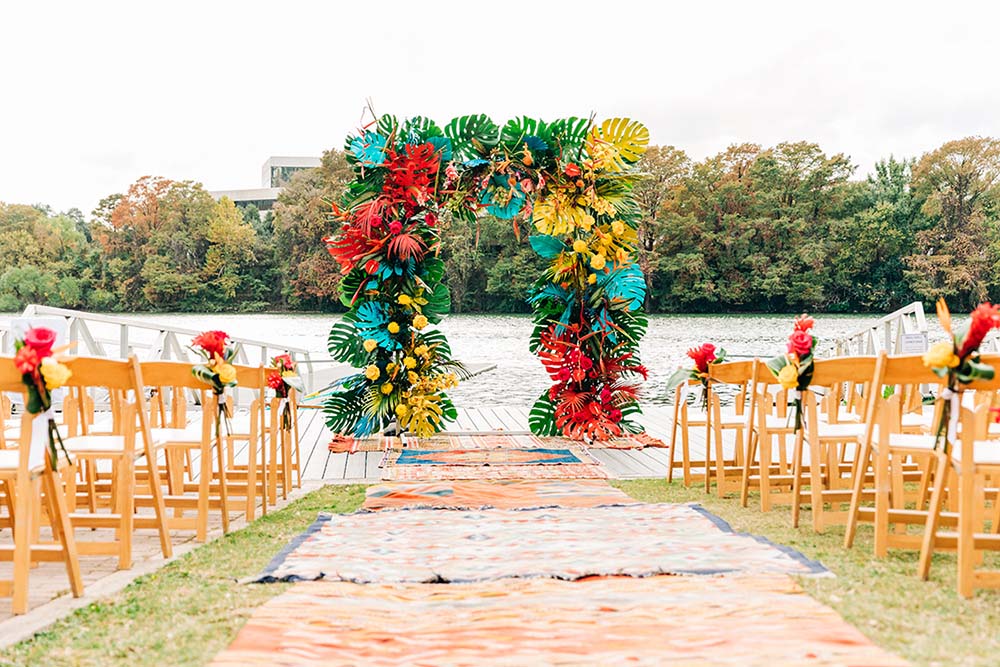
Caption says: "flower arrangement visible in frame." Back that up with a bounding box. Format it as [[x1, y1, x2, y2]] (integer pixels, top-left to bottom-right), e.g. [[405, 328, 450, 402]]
[[322, 110, 651, 441], [190, 330, 238, 435], [922, 299, 1000, 450], [13, 327, 72, 469], [765, 314, 817, 430], [665, 343, 728, 407], [267, 354, 305, 430]]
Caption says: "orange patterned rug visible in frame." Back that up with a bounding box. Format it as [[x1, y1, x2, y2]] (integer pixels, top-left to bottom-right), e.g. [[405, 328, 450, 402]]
[[362, 479, 637, 511], [212, 576, 907, 666], [328, 432, 668, 453]]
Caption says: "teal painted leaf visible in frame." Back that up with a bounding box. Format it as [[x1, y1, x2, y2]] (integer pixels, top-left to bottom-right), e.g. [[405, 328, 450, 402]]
[[403, 116, 443, 143], [348, 131, 387, 167], [598, 264, 646, 311], [427, 136, 453, 162], [529, 234, 566, 259]]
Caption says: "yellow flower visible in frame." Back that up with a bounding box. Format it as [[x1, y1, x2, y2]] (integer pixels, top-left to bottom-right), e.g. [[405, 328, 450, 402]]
[[611, 220, 625, 236], [365, 365, 380, 381], [587, 273, 597, 284], [777, 363, 799, 390], [572, 239, 588, 254], [395, 403, 410, 418], [39, 357, 72, 390], [403, 356, 417, 369], [414, 344, 429, 357], [616, 248, 628, 262], [580, 214, 595, 231], [217, 363, 237, 385], [381, 382, 394, 395], [397, 294, 412, 306], [413, 314, 429, 330], [387, 322, 400, 334], [363, 338, 378, 353], [923, 340, 959, 369], [408, 371, 419, 383], [386, 362, 397, 374], [590, 253, 607, 270]]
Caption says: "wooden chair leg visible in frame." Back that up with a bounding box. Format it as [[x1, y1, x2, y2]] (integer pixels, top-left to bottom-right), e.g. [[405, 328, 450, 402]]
[[844, 440, 872, 549], [791, 430, 805, 528], [196, 441, 211, 542], [117, 455, 135, 570], [918, 453, 949, 581], [11, 475, 32, 614], [680, 416, 692, 487], [215, 436, 230, 533], [144, 451, 173, 559], [874, 448, 891, 558], [740, 431, 757, 508], [759, 433, 773, 512], [957, 463, 977, 598], [42, 467, 83, 597]]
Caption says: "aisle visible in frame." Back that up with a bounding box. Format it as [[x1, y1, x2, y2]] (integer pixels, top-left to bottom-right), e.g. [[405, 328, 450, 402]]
[[212, 470, 907, 666]]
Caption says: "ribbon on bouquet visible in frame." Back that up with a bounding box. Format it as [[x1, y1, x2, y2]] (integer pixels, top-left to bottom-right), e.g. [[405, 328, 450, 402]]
[[937, 387, 961, 451], [29, 408, 70, 470], [277, 396, 291, 431], [785, 386, 827, 432]]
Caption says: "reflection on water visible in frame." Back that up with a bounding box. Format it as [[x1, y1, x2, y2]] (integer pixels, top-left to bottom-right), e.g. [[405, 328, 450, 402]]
[[20, 311, 884, 407]]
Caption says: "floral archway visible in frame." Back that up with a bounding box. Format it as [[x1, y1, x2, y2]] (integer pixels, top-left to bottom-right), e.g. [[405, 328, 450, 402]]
[[323, 113, 650, 441]]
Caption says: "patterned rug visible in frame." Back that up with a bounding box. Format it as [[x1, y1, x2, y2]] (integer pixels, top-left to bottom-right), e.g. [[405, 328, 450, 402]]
[[213, 576, 907, 667], [393, 447, 582, 466], [256, 503, 826, 583], [382, 461, 607, 481], [362, 479, 638, 511], [329, 432, 669, 453]]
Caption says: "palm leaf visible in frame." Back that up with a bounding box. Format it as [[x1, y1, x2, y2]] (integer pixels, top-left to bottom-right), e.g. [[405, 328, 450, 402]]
[[545, 117, 591, 161], [444, 114, 499, 162], [588, 118, 649, 171], [597, 263, 646, 311], [529, 234, 567, 259], [418, 329, 453, 360], [422, 282, 451, 324], [327, 318, 369, 366], [528, 390, 560, 436], [323, 383, 369, 435]]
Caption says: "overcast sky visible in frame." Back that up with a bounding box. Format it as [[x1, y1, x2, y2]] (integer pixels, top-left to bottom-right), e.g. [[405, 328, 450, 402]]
[[2, 0, 999, 215]]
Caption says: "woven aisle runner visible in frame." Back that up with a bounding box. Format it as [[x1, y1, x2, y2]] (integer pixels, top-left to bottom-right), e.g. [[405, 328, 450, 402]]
[[327, 432, 668, 453], [361, 479, 636, 511]]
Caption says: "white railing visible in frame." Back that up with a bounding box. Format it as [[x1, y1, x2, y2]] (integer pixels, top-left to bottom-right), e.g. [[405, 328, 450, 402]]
[[833, 302, 928, 356], [12, 305, 317, 391]]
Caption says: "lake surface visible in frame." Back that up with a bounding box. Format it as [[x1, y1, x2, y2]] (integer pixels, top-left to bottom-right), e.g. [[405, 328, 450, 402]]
[[3, 311, 903, 407]]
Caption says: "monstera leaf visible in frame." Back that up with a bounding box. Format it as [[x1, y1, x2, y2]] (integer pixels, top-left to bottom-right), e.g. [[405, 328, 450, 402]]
[[587, 118, 649, 171], [377, 114, 399, 139], [327, 316, 369, 367], [403, 116, 443, 143], [500, 116, 548, 151], [544, 117, 591, 161], [422, 282, 451, 324], [347, 131, 387, 168], [597, 264, 646, 311], [529, 234, 567, 259], [324, 382, 370, 435], [445, 114, 499, 162], [418, 256, 446, 290], [528, 390, 560, 436]]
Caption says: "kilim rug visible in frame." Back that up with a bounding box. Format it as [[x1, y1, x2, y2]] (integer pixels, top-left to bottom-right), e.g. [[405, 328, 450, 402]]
[[362, 479, 637, 511], [213, 576, 908, 667], [382, 461, 607, 481], [256, 503, 826, 583], [329, 432, 670, 453], [393, 447, 583, 466]]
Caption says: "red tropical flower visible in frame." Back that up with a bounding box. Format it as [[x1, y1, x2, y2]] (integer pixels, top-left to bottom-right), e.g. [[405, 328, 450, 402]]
[[687, 343, 716, 373], [564, 163, 582, 178], [14, 346, 39, 374], [267, 371, 284, 390], [192, 330, 229, 358], [958, 302, 1000, 358], [793, 314, 815, 332]]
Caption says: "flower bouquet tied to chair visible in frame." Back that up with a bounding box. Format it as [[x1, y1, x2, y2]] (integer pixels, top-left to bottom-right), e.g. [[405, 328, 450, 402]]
[[12, 326, 73, 469], [191, 330, 239, 436], [765, 314, 817, 431]]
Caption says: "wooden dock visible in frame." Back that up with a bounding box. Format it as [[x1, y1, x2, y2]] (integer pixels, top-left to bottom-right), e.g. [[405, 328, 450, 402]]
[[297, 404, 702, 482]]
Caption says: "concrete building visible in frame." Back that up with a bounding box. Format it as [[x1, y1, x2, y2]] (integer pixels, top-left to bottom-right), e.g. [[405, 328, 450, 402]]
[[209, 156, 321, 210]]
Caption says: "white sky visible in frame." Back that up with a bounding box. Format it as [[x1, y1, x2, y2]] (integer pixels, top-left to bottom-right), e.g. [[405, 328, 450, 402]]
[[2, 0, 998, 215]]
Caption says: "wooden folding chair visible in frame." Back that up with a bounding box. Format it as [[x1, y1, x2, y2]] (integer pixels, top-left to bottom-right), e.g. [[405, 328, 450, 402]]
[[221, 365, 268, 518], [0, 360, 83, 614], [59, 356, 173, 569], [844, 352, 945, 556], [793, 356, 877, 532], [704, 360, 757, 496], [740, 360, 798, 511]]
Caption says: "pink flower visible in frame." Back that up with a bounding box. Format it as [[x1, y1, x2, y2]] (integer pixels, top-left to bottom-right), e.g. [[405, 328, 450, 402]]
[[445, 163, 459, 181], [388, 221, 403, 235], [14, 346, 39, 374], [24, 327, 56, 358], [787, 330, 813, 357]]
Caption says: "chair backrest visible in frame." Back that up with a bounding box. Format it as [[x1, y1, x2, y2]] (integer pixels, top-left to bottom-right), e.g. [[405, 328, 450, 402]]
[[0, 356, 65, 471]]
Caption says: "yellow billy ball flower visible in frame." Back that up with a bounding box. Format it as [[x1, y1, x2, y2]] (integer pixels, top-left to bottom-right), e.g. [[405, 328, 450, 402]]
[[777, 363, 799, 390], [923, 340, 959, 369], [216, 363, 237, 385], [587, 273, 597, 284], [365, 365, 380, 381], [363, 338, 378, 353], [611, 220, 625, 236], [387, 322, 400, 334], [386, 362, 397, 374], [572, 239, 588, 254], [403, 356, 417, 369], [39, 357, 72, 390], [381, 382, 394, 395], [413, 315, 429, 330], [397, 294, 412, 306], [590, 253, 607, 270]]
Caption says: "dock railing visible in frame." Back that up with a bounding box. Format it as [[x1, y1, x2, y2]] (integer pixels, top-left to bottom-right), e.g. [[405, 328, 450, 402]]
[[833, 302, 928, 356], [9, 305, 317, 405]]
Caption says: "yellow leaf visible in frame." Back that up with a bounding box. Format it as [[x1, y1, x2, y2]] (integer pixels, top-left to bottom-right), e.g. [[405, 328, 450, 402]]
[[587, 118, 650, 171]]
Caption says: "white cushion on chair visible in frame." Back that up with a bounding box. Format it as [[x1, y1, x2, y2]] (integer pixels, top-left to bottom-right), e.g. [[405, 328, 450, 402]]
[[0, 450, 46, 473], [151, 426, 204, 443], [815, 422, 866, 439], [63, 431, 163, 454], [902, 412, 934, 429], [887, 432, 937, 450], [953, 441, 1000, 465]]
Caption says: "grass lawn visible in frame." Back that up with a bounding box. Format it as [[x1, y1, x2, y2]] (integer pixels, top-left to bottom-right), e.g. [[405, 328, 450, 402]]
[[1, 479, 998, 666], [615, 480, 1000, 667]]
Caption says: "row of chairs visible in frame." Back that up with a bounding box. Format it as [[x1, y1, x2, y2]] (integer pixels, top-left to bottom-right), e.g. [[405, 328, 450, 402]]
[[669, 352, 1000, 598], [0, 355, 301, 614]]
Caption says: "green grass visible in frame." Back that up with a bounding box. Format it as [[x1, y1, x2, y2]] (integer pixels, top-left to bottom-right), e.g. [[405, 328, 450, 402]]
[[3, 480, 998, 666], [0, 485, 366, 667], [614, 479, 1000, 667]]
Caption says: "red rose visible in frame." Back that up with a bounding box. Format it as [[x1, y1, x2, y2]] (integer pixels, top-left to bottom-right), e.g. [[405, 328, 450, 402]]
[[388, 221, 403, 235], [787, 330, 813, 357], [24, 327, 56, 358], [425, 212, 437, 227], [600, 387, 612, 403], [700, 343, 717, 364], [273, 354, 294, 371], [14, 346, 39, 374], [793, 314, 814, 332], [192, 330, 229, 358], [564, 163, 581, 178], [958, 302, 1000, 358], [609, 408, 623, 422]]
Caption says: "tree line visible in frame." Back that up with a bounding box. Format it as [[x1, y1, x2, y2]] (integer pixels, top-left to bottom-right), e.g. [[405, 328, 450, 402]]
[[3, 136, 999, 314]]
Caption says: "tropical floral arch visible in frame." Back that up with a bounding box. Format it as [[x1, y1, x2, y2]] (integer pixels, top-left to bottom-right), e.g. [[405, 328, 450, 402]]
[[323, 113, 651, 441]]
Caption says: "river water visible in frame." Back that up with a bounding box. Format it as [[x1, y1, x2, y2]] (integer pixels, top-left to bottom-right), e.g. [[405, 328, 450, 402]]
[[4, 311, 910, 407]]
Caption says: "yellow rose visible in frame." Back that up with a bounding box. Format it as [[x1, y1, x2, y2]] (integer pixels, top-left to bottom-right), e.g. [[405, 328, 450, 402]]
[[611, 220, 625, 236], [587, 273, 597, 284], [580, 214, 595, 231], [777, 363, 799, 390], [386, 362, 397, 374], [387, 322, 400, 334], [365, 365, 380, 381], [39, 358, 72, 390], [572, 239, 588, 254], [381, 382, 394, 395], [590, 253, 607, 270], [408, 371, 419, 383], [403, 356, 417, 369], [413, 315, 429, 330], [397, 294, 413, 306], [395, 403, 410, 418], [217, 363, 237, 385], [363, 338, 378, 353], [923, 340, 959, 369]]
